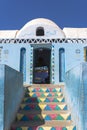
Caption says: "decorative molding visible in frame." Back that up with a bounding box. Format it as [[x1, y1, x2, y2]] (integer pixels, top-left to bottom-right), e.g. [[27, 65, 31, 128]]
[[0, 38, 87, 44], [51, 45, 55, 84], [30, 46, 33, 84]]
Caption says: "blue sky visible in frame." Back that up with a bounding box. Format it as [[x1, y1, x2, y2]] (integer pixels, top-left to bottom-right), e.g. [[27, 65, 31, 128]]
[[0, 0, 87, 29]]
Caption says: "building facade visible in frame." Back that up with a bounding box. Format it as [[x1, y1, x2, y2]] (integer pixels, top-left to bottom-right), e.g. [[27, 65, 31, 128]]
[[0, 18, 87, 85]]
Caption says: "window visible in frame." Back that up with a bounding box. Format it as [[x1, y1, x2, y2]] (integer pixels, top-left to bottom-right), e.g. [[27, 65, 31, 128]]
[[59, 48, 65, 82], [20, 48, 26, 81], [36, 27, 44, 36]]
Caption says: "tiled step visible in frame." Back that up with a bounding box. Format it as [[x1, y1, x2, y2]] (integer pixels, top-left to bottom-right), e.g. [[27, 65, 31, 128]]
[[22, 96, 65, 103], [16, 112, 71, 121], [27, 87, 62, 92], [11, 120, 76, 130], [25, 92, 63, 97], [18, 110, 70, 115], [11, 84, 76, 130], [19, 102, 67, 111]]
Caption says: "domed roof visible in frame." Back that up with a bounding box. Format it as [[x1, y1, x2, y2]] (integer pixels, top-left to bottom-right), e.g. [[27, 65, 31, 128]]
[[16, 18, 65, 38], [22, 18, 60, 29]]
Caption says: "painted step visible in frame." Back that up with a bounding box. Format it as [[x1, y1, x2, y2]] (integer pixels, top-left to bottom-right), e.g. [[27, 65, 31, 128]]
[[11, 120, 76, 130], [25, 92, 63, 97], [19, 102, 67, 111], [26, 87, 62, 92], [16, 112, 71, 121], [11, 125, 76, 130], [25, 84, 64, 88], [22, 97, 65, 103], [18, 110, 70, 115]]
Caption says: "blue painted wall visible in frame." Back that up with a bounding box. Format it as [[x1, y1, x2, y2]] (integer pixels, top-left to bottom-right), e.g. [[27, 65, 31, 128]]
[[64, 62, 87, 130], [0, 65, 4, 130], [0, 42, 87, 84], [82, 63, 87, 130], [53, 43, 85, 83], [0, 64, 24, 130]]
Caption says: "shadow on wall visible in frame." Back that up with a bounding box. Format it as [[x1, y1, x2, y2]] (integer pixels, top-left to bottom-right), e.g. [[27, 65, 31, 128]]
[[0, 65, 24, 130]]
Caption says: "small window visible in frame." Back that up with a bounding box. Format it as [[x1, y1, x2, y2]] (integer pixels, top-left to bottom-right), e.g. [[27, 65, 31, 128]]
[[59, 48, 65, 82], [20, 48, 26, 81], [36, 27, 44, 36]]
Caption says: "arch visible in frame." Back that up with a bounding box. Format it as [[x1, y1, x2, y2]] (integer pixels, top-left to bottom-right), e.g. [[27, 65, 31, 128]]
[[36, 27, 44, 36], [20, 48, 26, 81], [59, 48, 65, 82]]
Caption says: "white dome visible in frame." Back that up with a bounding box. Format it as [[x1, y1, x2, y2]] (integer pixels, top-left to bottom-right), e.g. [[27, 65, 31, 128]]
[[22, 18, 60, 29], [16, 18, 65, 38]]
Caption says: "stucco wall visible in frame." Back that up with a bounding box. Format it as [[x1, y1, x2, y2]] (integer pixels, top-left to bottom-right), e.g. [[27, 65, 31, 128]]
[[82, 63, 87, 130], [64, 62, 87, 130], [0, 43, 31, 84], [0, 64, 24, 130], [0, 42, 87, 84], [16, 18, 65, 39], [0, 65, 4, 130], [53, 42, 84, 83]]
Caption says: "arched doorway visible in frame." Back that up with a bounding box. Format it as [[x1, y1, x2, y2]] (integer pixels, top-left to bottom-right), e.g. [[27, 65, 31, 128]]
[[33, 48, 51, 84]]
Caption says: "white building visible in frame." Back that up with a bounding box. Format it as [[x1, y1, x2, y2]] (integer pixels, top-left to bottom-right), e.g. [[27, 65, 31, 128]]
[[0, 18, 87, 85]]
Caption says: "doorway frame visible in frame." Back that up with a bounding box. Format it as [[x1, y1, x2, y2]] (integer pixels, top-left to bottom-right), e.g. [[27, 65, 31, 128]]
[[30, 44, 52, 84]]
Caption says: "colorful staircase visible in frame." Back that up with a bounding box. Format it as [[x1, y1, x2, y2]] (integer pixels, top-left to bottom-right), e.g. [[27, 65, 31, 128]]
[[11, 84, 76, 130]]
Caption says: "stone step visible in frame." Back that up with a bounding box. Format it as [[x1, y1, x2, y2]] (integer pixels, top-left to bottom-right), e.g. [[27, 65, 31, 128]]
[[16, 112, 71, 121], [25, 92, 63, 97], [11, 120, 76, 130], [19, 102, 67, 111], [22, 96, 65, 103]]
